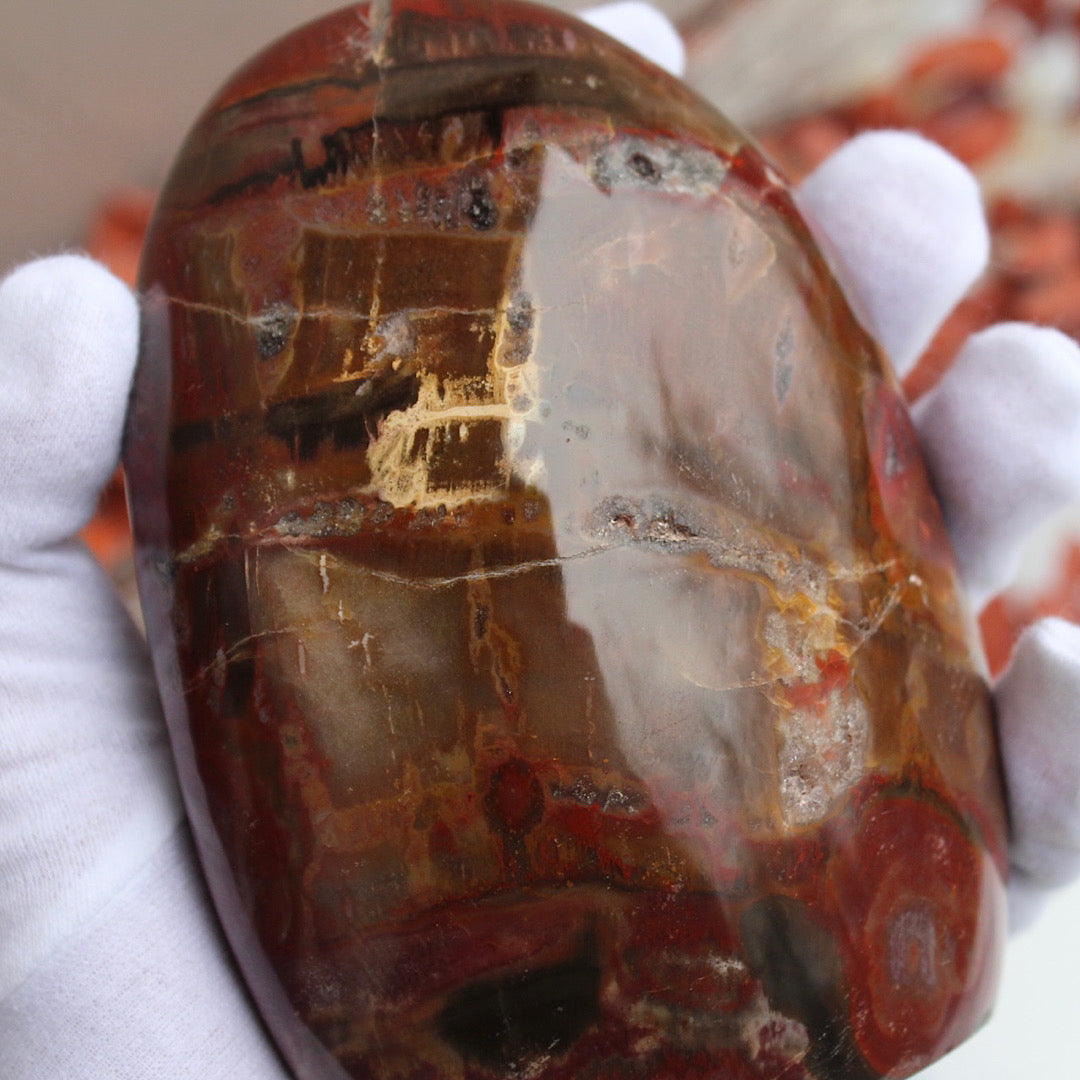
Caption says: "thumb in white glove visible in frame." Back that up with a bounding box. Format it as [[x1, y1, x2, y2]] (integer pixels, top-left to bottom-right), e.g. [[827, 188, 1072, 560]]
[[0, 256, 291, 1079]]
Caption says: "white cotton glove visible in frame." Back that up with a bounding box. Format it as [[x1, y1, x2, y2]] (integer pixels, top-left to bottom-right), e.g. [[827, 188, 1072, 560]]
[[0, 256, 292, 1078], [4, 14, 1080, 1080]]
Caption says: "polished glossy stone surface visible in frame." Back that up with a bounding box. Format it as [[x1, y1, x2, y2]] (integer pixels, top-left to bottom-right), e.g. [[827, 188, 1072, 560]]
[[126, 2, 1009, 1077]]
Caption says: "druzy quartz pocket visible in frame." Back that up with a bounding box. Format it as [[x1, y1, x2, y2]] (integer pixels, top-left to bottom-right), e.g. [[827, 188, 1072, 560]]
[[126, 2, 1009, 1077]]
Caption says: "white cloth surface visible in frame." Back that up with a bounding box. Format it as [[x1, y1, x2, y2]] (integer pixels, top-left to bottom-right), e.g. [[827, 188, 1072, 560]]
[[3, 57, 1080, 1080]]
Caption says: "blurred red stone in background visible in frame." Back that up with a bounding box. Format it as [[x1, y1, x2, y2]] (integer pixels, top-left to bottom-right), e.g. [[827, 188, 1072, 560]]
[[981, 540, 1080, 673], [85, 189, 155, 290]]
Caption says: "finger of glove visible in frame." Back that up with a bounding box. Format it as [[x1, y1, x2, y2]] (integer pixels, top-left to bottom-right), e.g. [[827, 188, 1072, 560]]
[[0, 825, 291, 1080], [581, 2, 687, 76], [794, 130, 989, 377], [996, 617, 1080, 894], [0, 257, 182, 1000], [0, 255, 138, 559], [910, 322, 1080, 609]]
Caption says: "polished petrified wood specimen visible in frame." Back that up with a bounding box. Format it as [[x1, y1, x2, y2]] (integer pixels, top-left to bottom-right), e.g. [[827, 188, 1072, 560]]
[[126, 2, 1009, 1077]]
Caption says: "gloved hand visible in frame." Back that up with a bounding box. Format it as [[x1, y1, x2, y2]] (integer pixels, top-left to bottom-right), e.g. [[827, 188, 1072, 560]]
[[4, 7, 1080, 1079], [0, 264, 291, 1076], [796, 130, 1080, 934]]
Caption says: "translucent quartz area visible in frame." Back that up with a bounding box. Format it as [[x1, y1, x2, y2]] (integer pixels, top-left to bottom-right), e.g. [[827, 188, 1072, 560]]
[[126, 2, 1008, 1077]]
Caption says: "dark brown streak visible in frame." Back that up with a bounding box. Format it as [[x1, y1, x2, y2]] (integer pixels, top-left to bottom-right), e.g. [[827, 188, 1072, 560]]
[[198, 53, 695, 209], [171, 363, 422, 462]]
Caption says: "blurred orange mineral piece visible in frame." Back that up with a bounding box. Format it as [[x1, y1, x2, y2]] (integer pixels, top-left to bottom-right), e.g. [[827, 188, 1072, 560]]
[[125, 2, 1008, 1078]]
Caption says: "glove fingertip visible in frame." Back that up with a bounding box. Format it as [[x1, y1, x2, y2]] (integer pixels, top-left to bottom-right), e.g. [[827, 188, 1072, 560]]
[[0, 253, 139, 366], [581, 1, 687, 77], [0, 255, 140, 557], [795, 130, 989, 376], [911, 322, 1080, 606], [996, 616, 1080, 890]]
